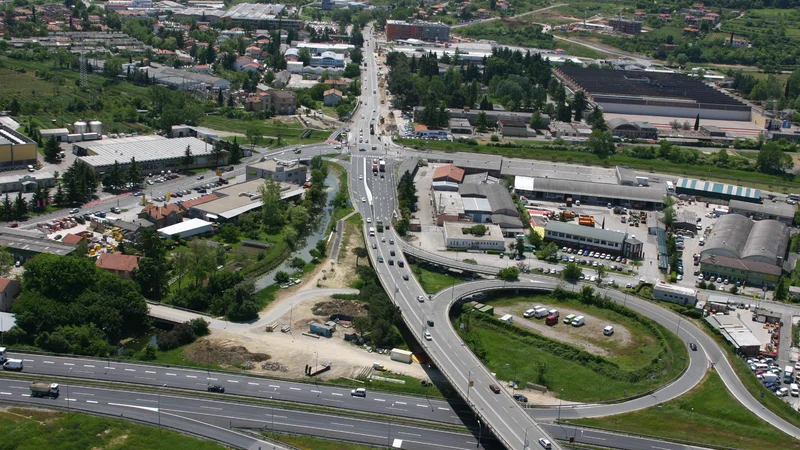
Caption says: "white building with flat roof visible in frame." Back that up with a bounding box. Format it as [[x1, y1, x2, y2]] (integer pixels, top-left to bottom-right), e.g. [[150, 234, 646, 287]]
[[652, 282, 697, 305], [443, 222, 505, 251], [157, 218, 213, 239]]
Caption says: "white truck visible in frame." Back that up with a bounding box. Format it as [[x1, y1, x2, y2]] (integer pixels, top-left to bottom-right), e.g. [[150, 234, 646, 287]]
[[784, 366, 795, 384], [571, 316, 585, 327], [534, 307, 549, 318], [500, 314, 513, 323], [2, 359, 22, 371], [29, 382, 59, 398], [0, 346, 6, 363]]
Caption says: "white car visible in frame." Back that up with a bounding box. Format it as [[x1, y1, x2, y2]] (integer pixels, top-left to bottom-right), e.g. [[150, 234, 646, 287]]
[[367, 218, 372, 223], [538, 438, 552, 449], [359, 175, 363, 180], [417, 295, 425, 303], [361, 197, 366, 203], [424, 332, 432, 341]]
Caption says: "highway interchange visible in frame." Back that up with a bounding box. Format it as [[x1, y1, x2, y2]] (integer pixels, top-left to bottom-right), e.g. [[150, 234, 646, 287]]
[[3, 20, 800, 450]]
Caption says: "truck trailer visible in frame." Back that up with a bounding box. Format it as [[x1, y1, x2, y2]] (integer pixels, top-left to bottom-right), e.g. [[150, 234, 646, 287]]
[[390, 348, 413, 364], [29, 382, 59, 398]]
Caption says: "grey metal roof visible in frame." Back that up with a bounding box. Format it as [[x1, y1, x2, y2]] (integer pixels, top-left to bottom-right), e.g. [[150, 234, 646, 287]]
[[516, 176, 664, 204], [545, 221, 626, 244], [703, 215, 789, 264], [608, 118, 631, 130], [704, 214, 751, 259], [79, 137, 212, 168], [459, 183, 518, 217], [462, 197, 491, 213], [729, 199, 795, 220], [491, 214, 524, 228], [741, 220, 789, 263]]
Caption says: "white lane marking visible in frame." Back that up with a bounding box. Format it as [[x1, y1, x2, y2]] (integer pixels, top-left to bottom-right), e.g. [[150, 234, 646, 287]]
[[269, 385, 280, 388], [331, 392, 343, 396], [23, 359, 33, 362], [186, 375, 197, 379], [330, 422, 353, 427], [416, 404, 427, 408], [165, 373, 176, 376], [21, 394, 30, 397], [438, 407, 449, 411], [289, 387, 300, 391], [227, 380, 238, 383], [396, 401, 406, 405], [374, 398, 385, 402], [201, 406, 222, 410], [108, 402, 157, 412], [398, 432, 421, 437], [43, 361, 54, 364], [74, 370, 94, 375], [311, 390, 321, 393], [73, 392, 94, 396], [135, 377, 155, 381], [124, 369, 136, 372], [0, 392, 11, 395], [323, 399, 343, 403], [64, 398, 76, 402], [84, 365, 95, 368], [248, 382, 259, 386], [9, 387, 26, 390], [146, 371, 156, 374], [86, 400, 98, 404], [137, 399, 158, 403], [207, 378, 217, 381], [63, 363, 74, 366], [586, 436, 606, 441], [104, 367, 115, 370]]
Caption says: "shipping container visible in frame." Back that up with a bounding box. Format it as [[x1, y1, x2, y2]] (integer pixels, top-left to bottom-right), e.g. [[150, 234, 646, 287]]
[[390, 348, 413, 364]]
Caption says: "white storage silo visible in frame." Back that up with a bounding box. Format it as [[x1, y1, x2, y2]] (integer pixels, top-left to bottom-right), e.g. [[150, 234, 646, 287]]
[[73, 121, 88, 134], [89, 120, 102, 135]]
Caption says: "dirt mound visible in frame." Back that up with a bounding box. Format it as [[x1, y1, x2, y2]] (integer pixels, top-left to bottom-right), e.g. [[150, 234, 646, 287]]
[[311, 299, 366, 318], [184, 338, 271, 367]]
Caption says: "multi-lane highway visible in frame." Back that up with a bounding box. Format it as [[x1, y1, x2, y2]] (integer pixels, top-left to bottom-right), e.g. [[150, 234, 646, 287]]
[[350, 25, 563, 450]]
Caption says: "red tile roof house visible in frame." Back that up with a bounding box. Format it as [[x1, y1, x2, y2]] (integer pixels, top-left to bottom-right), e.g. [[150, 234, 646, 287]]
[[0, 277, 20, 312], [96, 252, 141, 280], [139, 204, 184, 228]]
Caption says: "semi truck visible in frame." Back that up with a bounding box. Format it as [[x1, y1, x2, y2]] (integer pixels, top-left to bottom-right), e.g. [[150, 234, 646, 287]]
[[372, 159, 379, 174], [29, 382, 59, 398], [376, 219, 384, 232]]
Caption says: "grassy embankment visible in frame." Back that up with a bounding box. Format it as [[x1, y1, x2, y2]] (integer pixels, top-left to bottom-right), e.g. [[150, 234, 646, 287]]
[[457, 292, 688, 402], [0, 408, 226, 450], [401, 139, 800, 192], [575, 371, 800, 450]]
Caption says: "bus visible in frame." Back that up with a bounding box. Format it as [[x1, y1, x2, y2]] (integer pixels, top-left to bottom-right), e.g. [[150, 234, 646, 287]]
[[369, 227, 375, 237]]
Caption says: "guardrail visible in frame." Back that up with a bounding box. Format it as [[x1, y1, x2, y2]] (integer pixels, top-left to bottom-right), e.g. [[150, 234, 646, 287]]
[[145, 300, 215, 318], [561, 421, 741, 450]]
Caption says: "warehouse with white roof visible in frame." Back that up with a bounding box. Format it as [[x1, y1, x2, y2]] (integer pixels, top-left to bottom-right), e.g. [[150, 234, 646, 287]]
[[74, 136, 227, 175]]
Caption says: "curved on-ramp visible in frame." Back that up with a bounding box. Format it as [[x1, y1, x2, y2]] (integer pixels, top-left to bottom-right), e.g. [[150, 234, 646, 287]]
[[404, 244, 800, 440]]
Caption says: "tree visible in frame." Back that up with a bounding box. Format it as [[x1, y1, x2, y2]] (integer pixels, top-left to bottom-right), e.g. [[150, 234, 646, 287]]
[[562, 262, 582, 281], [102, 59, 123, 79], [228, 140, 243, 164], [275, 271, 290, 284], [661, 206, 676, 230], [497, 266, 519, 280], [182, 145, 193, 171], [289, 257, 306, 270], [529, 112, 547, 130], [586, 130, 615, 158], [0, 247, 13, 277], [246, 125, 263, 149], [538, 242, 558, 261], [775, 276, 789, 301], [587, 107, 606, 131], [297, 47, 311, 66], [43, 137, 60, 162], [53, 184, 66, 207], [571, 90, 588, 121], [259, 178, 285, 233], [127, 157, 142, 188], [693, 114, 700, 131], [13, 193, 27, 219], [756, 142, 794, 175], [134, 257, 170, 300], [210, 141, 225, 166], [475, 111, 489, 131], [353, 247, 368, 266]]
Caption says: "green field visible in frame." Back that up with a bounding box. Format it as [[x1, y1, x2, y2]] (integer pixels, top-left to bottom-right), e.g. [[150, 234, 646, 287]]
[[575, 371, 800, 450], [457, 292, 688, 402], [328, 372, 453, 398], [411, 264, 465, 294], [402, 139, 800, 192], [268, 434, 378, 450], [0, 407, 225, 450]]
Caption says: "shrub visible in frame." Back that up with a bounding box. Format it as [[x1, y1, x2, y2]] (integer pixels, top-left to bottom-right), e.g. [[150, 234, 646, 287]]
[[490, 134, 500, 142]]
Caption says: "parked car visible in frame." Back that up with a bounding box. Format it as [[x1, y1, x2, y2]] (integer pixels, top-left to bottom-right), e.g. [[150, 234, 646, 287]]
[[513, 393, 528, 403]]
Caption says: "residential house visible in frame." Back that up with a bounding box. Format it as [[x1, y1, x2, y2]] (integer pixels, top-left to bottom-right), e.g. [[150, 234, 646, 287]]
[[61, 233, 86, 246], [0, 278, 20, 312], [234, 56, 260, 72], [498, 120, 533, 137], [139, 204, 184, 228], [270, 90, 297, 115], [96, 252, 141, 280], [658, 13, 672, 21], [284, 47, 301, 62], [192, 64, 211, 74], [634, 11, 647, 20], [323, 89, 343, 106], [245, 45, 263, 59]]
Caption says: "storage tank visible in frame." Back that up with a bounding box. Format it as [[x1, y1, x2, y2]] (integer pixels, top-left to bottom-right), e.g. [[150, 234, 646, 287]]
[[89, 120, 102, 135], [73, 121, 88, 134]]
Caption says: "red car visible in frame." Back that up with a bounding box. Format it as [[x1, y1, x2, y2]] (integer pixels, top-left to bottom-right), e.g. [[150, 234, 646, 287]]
[[8, 222, 18, 228]]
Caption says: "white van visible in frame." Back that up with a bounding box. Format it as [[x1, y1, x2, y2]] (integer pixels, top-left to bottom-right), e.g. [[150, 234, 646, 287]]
[[548, 309, 559, 318], [523, 309, 536, 318], [351, 387, 366, 397], [0, 346, 5, 363], [2, 359, 22, 371], [751, 362, 769, 372], [27, 165, 34, 172], [534, 307, 549, 318], [603, 326, 614, 336], [572, 316, 585, 327]]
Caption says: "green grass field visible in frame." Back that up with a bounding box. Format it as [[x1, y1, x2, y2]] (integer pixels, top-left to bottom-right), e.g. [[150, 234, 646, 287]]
[[0, 407, 225, 450], [412, 264, 465, 294], [459, 293, 687, 402], [268, 434, 377, 450], [402, 139, 800, 192], [575, 371, 800, 450]]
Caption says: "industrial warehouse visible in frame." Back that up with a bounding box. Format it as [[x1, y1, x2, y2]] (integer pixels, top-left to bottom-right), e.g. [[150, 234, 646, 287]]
[[556, 66, 752, 121], [74, 136, 226, 175], [699, 214, 790, 288]]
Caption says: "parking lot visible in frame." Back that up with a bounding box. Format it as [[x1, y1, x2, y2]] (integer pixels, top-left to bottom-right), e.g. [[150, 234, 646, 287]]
[[747, 355, 800, 409]]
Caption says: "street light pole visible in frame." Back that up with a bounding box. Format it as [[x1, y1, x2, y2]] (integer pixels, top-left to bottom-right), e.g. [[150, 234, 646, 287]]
[[158, 383, 166, 431], [558, 389, 564, 422], [476, 419, 482, 448]]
